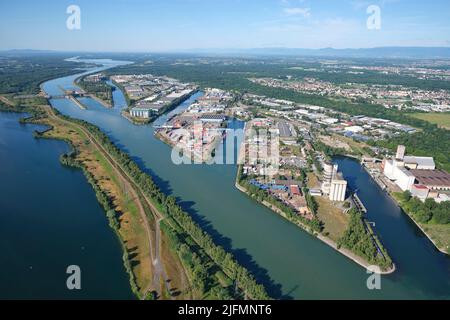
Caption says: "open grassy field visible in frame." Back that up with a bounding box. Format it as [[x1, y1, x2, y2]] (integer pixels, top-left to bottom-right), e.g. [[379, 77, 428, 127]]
[[420, 223, 450, 254], [307, 172, 321, 189], [411, 112, 450, 130], [392, 192, 450, 255], [315, 197, 349, 242], [306, 172, 349, 241], [332, 134, 370, 155]]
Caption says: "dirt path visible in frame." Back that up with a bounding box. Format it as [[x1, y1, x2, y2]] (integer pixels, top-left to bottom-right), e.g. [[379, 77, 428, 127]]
[[0, 95, 14, 106], [44, 106, 161, 295]]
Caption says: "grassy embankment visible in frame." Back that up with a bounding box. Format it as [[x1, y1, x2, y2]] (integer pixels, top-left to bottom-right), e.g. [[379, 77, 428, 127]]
[[2, 100, 270, 300], [421, 224, 450, 254], [0, 101, 190, 299], [392, 192, 450, 254], [311, 173, 393, 271], [42, 108, 192, 298]]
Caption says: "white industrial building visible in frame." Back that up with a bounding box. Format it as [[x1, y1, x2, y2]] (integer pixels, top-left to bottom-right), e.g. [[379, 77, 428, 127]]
[[403, 156, 436, 170], [130, 107, 152, 118], [384, 163, 416, 191], [321, 162, 338, 194], [344, 125, 364, 133], [329, 177, 347, 202], [383, 145, 436, 192], [321, 162, 347, 202]]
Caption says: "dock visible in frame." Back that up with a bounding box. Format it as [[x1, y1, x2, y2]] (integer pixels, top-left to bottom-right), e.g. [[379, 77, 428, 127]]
[[68, 95, 87, 110], [352, 193, 367, 213]]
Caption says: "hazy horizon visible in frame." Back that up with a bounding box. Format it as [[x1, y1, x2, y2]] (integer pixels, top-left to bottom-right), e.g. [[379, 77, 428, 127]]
[[1, 0, 449, 52]]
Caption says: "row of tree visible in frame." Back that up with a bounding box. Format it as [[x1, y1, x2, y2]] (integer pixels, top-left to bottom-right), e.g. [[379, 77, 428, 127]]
[[161, 221, 233, 299], [397, 191, 450, 225], [78, 79, 114, 105], [337, 209, 393, 271], [54, 110, 270, 300]]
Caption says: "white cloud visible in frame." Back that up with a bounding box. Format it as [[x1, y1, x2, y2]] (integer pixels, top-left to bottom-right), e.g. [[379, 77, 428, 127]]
[[283, 7, 311, 17]]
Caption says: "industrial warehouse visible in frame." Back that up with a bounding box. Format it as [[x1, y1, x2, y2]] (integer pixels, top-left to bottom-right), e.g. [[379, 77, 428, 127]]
[[383, 145, 450, 202]]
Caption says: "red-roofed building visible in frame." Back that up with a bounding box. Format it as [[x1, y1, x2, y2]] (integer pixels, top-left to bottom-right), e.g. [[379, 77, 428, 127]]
[[289, 185, 301, 196]]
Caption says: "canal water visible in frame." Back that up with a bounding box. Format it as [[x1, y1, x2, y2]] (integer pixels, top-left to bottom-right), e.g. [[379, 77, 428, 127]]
[[334, 156, 450, 299], [2, 58, 449, 299]]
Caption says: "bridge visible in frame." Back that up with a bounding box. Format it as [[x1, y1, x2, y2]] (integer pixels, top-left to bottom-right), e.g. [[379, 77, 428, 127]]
[[45, 93, 87, 110], [361, 156, 383, 164], [47, 95, 67, 99], [47, 87, 87, 101]]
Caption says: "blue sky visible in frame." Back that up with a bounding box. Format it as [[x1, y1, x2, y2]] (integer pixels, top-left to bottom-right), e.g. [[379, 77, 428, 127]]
[[1, 0, 449, 51]]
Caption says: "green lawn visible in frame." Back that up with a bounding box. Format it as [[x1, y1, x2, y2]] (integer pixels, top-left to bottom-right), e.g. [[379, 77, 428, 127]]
[[421, 223, 450, 254], [411, 112, 450, 130]]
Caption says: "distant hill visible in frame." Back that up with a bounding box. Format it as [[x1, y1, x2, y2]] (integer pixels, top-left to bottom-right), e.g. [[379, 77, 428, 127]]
[[3, 47, 450, 59], [183, 47, 450, 59]]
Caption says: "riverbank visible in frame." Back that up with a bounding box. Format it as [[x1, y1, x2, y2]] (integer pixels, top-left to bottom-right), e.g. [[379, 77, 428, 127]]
[[68, 96, 86, 110], [235, 170, 395, 274], [234, 133, 395, 274], [24, 106, 172, 298], [86, 93, 112, 108], [5, 91, 271, 299], [391, 192, 450, 255], [1, 101, 194, 299], [0, 111, 136, 299]]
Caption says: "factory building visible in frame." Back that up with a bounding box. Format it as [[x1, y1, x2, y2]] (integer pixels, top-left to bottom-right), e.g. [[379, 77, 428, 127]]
[[411, 169, 450, 191], [329, 176, 347, 202], [396, 167, 416, 191], [411, 184, 430, 201], [321, 162, 338, 194], [396, 144, 406, 160], [199, 114, 227, 123], [383, 145, 450, 201], [403, 156, 436, 170], [321, 162, 347, 202], [130, 107, 152, 118]]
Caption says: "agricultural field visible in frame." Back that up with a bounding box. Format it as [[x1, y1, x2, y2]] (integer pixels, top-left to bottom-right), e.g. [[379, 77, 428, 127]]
[[411, 113, 450, 130]]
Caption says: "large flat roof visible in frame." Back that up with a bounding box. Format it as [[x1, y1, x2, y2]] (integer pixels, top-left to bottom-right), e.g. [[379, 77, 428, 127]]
[[411, 169, 450, 187], [278, 121, 292, 137], [404, 156, 435, 168]]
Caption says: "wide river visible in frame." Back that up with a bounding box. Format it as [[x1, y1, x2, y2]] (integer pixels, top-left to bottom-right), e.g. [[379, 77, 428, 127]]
[[1, 59, 449, 299]]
